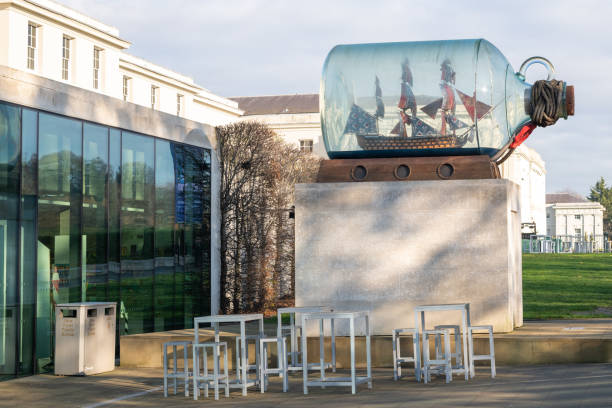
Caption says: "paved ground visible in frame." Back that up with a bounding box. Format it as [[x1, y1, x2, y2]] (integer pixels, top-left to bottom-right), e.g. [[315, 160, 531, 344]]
[[1, 364, 611, 407]]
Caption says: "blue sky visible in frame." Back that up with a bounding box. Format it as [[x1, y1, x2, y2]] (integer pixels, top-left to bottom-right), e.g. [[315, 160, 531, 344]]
[[60, 0, 610, 196]]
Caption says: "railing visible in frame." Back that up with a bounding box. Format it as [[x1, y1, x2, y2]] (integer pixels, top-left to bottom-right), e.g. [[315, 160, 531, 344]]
[[524, 235, 611, 254]]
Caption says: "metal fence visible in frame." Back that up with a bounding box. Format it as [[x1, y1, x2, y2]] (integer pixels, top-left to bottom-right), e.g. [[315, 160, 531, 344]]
[[524, 235, 612, 254]]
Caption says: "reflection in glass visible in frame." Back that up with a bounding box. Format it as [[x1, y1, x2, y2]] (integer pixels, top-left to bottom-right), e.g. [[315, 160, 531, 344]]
[[154, 142, 212, 330], [83, 123, 108, 301], [20, 109, 37, 375], [181, 145, 211, 323], [0, 103, 20, 377], [155, 140, 177, 331], [121, 131, 154, 334], [37, 112, 82, 371], [108, 129, 121, 339]]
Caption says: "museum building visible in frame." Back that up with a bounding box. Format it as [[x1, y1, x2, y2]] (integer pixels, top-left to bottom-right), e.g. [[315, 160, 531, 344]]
[[0, 0, 225, 379]]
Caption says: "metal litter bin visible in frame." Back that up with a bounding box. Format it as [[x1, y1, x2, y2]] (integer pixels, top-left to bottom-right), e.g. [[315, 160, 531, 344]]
[[55, 302, 116, 375]]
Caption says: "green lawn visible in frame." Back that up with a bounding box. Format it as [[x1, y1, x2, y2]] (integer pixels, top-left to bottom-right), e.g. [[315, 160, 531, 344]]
[[523, 253, 612, 319]]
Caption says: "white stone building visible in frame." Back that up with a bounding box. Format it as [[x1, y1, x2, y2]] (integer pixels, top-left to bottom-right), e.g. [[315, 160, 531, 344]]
[[0, 0, 243, 125], [232, 94, 548, 235], [546, 193, 605, 248], [499, 145, 547, 235], [231, 94, 326, 156]]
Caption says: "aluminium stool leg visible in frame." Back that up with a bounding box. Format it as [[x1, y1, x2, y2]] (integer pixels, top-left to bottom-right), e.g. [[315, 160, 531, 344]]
[[281, 337, 288, 392], [223, 342, 230, 397], [163, 344, 168, 397], [392, 329, 399, 381], [213, 343, 220, 400], [173, 345, 177, 394], [183, 343, 189, 397]]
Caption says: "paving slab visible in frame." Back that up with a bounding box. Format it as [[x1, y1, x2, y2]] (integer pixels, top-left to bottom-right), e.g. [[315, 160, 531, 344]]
[[1, 364, 611, 407]]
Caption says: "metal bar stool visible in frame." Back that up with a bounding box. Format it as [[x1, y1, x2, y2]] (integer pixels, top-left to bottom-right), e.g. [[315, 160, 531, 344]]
[[235, 334, 261, 382], [259, 336, 289, 393], [468, 325, 496, 378], [163, 341, 191, 397], [434, 324, 462, 368], [423, 329, 452, 384], [391, 328, 420, 381], [193, 342, 229, 401]]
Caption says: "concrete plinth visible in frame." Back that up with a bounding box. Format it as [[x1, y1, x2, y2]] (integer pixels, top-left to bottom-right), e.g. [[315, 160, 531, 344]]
[[295, 179, 522, 335]]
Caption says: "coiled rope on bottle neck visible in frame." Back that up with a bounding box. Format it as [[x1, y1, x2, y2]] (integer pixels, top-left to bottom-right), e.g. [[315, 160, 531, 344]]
[[529, 79, 564, 127]]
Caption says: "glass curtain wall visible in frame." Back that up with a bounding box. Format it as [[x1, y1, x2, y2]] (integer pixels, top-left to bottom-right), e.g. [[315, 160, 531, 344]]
[[0, 104, 20, 378], [20, 109, 38, 376], [37, 113, 83, 371], [121, 132, 155, 335], [0, 100, 211, 378], [83, 124, 109, 302]]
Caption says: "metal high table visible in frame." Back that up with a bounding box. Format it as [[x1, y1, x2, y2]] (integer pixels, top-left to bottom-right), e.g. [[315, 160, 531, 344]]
[[277, 306, 336, 372], [194, 314, 264, 396], [414, 304, 471, 381], [301, 311, 372, 395]]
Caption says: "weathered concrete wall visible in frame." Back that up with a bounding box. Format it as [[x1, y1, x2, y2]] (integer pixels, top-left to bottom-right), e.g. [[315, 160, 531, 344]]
[[295, 179, 522, 335]]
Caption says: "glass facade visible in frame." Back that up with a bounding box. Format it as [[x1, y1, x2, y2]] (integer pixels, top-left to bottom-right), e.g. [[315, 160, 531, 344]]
[[0, 100, 212, 378]]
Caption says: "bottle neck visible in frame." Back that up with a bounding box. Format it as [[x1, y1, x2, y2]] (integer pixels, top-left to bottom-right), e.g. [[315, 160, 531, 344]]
[[507, 72, 573, 135], [506, 72, 533, 136]]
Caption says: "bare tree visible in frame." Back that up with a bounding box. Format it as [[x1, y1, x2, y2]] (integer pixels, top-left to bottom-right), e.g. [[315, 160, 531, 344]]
[[217, 121, 320, 313]]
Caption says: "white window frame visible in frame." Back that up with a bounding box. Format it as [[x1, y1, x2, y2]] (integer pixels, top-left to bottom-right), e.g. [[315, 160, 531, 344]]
[[176, 94, 184, 116], [151, 85, 159, 109], [299, 139, 314, 153], [27, 23, 38, 70], [122, 75, 131, 101], [93, 47, 102, 89], [61, 35, 72, 81]]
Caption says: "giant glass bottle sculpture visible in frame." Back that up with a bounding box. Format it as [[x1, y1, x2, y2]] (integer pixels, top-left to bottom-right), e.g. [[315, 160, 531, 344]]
[[321, 39, 573, 162]]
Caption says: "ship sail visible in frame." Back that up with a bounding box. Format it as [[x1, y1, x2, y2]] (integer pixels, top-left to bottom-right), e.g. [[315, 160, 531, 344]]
[[375, 76, 384, 118]]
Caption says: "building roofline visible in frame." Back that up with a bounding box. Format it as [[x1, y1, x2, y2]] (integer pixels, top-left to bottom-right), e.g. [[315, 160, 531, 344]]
[[3, 0, 131, 49], [194, 93, 243, 115], [119, 54, 202, 94], [546, 202, 605, 209], [230, 92, 318, 99]]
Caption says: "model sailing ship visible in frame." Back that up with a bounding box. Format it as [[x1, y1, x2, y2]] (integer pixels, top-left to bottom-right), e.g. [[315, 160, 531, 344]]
[[343, 59, 492, 151]]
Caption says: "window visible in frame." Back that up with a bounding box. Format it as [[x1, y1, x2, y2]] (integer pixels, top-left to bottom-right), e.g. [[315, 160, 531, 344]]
[[93, 47, 102, 89], [299, 139, 313, 153], [27, 23, 38, 70], [575, 228, 582, 236], [151, 85, 159, 109], [176, 94, 183, 116], [122, 75, 131, 101], [62, 36, 71, 80], [574, 215, 581, 220]]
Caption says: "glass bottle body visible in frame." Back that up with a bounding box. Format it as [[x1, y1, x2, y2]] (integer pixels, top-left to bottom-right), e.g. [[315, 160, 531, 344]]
[[320, 39, 532, 159]]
